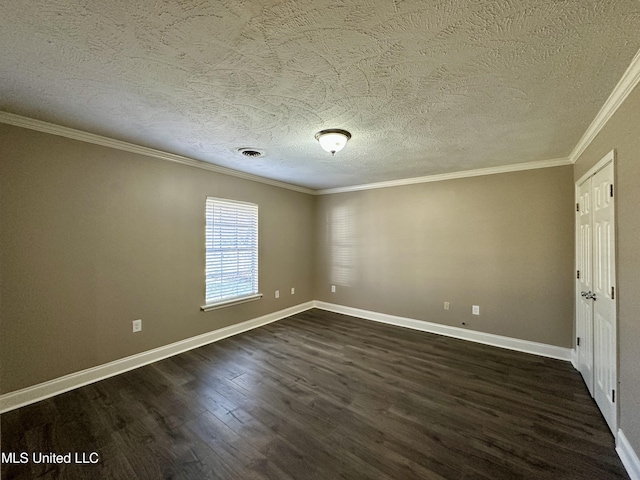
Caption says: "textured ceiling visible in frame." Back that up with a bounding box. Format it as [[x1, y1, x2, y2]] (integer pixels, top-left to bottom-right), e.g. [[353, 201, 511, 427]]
[[1, 1, 639, 189]]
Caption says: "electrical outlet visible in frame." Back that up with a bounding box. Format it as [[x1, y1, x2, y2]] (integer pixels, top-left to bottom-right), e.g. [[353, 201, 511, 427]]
[[275, 290, 280, 299], [472, 305, 480, 315], [132, 319, 142, 333], [331, 285, 336, 293], [444, 302, 450, 310], [291, 287, 295, 295]]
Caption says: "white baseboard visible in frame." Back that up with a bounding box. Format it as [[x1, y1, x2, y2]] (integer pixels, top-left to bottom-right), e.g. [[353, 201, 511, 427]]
[[0, 301, 314, 413], [618, 429, 640, 480], [0, 300, 577, 413], [313, 301, 572, 361], [571, 348, 578, 369], [0, 299, 635, 478]]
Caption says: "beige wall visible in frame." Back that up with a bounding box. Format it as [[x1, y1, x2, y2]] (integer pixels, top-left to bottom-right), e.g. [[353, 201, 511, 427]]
[[0, 124, 315, 394], [3, 93, 637, 462], [314, 166, 575, 347], [573, 84, 640, 457]]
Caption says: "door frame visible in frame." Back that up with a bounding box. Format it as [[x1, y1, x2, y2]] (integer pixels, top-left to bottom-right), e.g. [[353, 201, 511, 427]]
[[574, 149, 617, 434]]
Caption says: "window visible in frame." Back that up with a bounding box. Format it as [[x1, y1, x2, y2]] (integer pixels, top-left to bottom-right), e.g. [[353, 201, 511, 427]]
[[201, 197, 261, 311]]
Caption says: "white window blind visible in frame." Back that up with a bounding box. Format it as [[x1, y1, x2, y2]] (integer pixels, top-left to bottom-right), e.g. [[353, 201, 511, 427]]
[[204, 197, 259, 308]]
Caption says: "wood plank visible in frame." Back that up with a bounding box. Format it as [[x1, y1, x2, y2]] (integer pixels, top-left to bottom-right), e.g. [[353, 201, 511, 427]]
[[0, 309, 629, 479]]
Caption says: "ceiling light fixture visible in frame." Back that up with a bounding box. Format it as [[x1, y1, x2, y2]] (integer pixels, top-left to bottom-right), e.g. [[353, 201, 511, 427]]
[[315, 129, 352, 156]]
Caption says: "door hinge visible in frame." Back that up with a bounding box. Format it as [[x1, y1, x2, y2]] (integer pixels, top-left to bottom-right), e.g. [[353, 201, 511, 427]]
[[577, 270, 580, 279], [611, 286, 615, 299], [612, 390, 615, 403], [577, 337, 580, 346], [576, 202, 580, 212], [610, 184, 614, 197]]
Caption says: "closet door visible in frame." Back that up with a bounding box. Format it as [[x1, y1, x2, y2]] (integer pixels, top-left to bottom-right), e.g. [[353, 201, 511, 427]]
[[575, 156, 616, 435], [576, 178, 593, 395], [591, 163, 616, 434]]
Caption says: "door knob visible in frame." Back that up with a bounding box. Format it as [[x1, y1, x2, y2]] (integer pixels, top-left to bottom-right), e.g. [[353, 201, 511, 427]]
[[581, 291, 590, 297]]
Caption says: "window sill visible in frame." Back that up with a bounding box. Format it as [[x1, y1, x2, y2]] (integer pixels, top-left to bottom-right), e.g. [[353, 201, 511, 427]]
[[200, 293, 263, 312]]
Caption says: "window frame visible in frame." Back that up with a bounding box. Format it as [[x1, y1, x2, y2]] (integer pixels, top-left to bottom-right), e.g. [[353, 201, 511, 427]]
[[200, 197, 261, 312]]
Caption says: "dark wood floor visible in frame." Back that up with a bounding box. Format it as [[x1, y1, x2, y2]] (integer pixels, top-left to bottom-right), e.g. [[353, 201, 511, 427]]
[[1, 309, 629, 479]]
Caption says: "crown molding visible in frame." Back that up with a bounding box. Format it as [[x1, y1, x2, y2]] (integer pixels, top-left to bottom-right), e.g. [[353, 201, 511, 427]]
[[315, 157, 572, 195], [8, 39, 640, 202], [1, 47, 638, 195], [569, 47, 640, 164], [0, 111, 315, 195]]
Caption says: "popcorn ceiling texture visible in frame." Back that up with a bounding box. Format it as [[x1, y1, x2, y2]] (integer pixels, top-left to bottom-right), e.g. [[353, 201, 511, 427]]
[[1, 0, 639, 189]]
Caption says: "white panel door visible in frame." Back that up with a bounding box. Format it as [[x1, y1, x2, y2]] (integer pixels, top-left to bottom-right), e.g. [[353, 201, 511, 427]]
[[591, 163, 617, 434], [576, 178, 594, 395], [575, 157, 616, 436]]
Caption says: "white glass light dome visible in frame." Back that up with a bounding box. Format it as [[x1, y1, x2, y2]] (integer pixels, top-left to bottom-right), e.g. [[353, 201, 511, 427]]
[[315, 129, 352, 155]]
